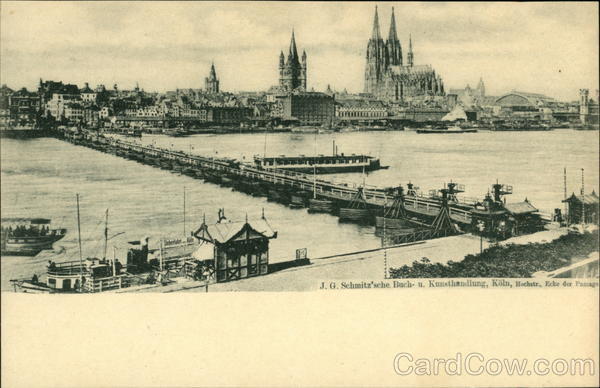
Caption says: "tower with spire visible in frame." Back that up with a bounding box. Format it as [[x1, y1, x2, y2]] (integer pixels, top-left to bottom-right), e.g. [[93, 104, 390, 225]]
[[364, 6, 444, 101], [278, 30, 307, 91], [407, 34, 414, 67], [386, 7, 402, 66], [205, 62, 220, 94], [476, 77, 485, 97], [364, 6, 388, 94]]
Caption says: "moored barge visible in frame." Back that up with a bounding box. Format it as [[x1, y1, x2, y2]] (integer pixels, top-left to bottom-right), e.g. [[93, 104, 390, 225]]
[[254, 153, 386, 174]]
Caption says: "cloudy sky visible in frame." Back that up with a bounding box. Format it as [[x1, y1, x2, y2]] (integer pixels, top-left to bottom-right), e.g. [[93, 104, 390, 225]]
[[1, 1, 598, 100]]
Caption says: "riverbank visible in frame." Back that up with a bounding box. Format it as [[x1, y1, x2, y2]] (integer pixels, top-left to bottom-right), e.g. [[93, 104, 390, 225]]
[[113, 228, 573, 292], [389, 228, 599, 278]]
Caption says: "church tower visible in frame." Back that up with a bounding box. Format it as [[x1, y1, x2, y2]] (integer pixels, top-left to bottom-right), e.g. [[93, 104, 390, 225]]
[[279, 51, 285, 81], [301, 50, 307, 90], [580, 89, 590, 124], [278, 30, 306, 91], [386, 7, 403, 66], [407, 34, 414, 67], [205, 62, 220, 94], [364, 6, 387, 94], [476, 77, 485, 97]]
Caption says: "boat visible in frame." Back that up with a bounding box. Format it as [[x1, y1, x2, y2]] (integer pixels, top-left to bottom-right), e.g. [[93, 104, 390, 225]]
[[10, 198, 139, 293], [490, 120, 552, 131], [308, 198, 335, 213], [339, 208, 372, 223], [336, 125, 360, 133], [163, 128, 191, 137], [358, 125, 388, 131], [220, 176, 234, 187], [255, 153, 385, 174], [338, 187, 373, 223], [171, 162, 185, 173], [374, 186, 415, 229], [1, 218, 67, 256], [122, 128, 142, 137], [289, 192, 308, 209], [417, 125, 477, 134], [550, 122, 570, 129], [0, 125, 54, 139], [255, 140, 387, 174], [574, 123, 599, 131], [290, 126, 323, 134]]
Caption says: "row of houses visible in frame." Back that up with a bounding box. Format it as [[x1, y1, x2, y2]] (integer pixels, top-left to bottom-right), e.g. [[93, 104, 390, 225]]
[[2, 77, 597, 128]]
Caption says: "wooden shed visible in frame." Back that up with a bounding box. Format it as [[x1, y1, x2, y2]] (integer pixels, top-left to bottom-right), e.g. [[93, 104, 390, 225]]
[[192, 215, 277, 283], [562, 191, 599, 225]]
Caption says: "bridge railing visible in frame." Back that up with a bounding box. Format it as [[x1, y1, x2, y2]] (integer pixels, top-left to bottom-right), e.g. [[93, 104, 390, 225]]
[[90, 134, 481, 211]]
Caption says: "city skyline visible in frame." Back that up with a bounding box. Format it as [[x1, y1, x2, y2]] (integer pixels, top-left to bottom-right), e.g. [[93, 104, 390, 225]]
[[1, 1, 598, 100]]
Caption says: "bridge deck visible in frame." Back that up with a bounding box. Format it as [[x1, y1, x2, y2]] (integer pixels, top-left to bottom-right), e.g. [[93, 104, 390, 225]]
[[83, 132, 476, 224]]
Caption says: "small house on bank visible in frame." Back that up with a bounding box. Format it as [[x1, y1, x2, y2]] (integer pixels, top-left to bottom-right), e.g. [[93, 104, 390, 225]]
[[562, 191, 599, 225], [190, 210, 277, 283]]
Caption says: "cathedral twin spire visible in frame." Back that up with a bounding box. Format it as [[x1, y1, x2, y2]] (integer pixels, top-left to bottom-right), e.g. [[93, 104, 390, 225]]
[[388, 7, 398, 42], [365, 6, 439, 98], [369, 6, 412, 67], [371, 5, 382, 40]]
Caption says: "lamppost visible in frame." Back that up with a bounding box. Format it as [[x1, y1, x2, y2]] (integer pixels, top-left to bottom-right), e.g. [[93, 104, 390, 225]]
[[382, 195, 388, 279], [476, 220, 485, 255]]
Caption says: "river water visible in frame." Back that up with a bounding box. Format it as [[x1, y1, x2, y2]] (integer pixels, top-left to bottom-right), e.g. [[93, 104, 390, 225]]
[[1, 129, 598, 290]]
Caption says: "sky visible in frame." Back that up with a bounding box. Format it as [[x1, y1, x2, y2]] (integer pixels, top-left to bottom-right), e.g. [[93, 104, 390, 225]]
[[1, 1, 598, 101]]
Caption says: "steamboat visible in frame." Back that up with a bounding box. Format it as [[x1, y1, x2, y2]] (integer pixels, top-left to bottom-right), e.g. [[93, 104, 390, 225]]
[[1, 218, 67, 256], [417, 125, 477, 134]]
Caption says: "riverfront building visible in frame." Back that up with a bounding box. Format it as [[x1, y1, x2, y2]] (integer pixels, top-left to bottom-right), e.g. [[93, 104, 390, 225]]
[[364, 7, 445, 101], [38, 79, 79, 106], [335, 99, 388, 121], [280, 92, 335, 125], [4, 87, 40, 126]]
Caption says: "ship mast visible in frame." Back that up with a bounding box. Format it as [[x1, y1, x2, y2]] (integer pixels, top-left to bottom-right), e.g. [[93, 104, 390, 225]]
[[263, 127, 268, 159], [362, 164, 366, 188], [382, 193, 387, 279], [103, 208, 109, 260], [313, 132, 318, 199], [581, 168, 585, 224], [76, 194, 84, 292], [563, 167, 568, 225], [313, 165, 317, 199]]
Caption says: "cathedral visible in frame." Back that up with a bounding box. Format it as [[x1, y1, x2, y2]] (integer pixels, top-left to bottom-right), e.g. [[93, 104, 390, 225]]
[[278, 30, 307, 91], [364, 7, 445, 101]]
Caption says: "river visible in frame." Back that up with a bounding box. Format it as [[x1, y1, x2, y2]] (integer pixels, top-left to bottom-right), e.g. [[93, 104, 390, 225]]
[[1, 129, 598, 290]]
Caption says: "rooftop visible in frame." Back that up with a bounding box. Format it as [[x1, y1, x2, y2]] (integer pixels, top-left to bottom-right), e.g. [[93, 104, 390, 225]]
[[193, 218, 277, 245], [563, 191, 599, 205], [504, 201, 538, 215]]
